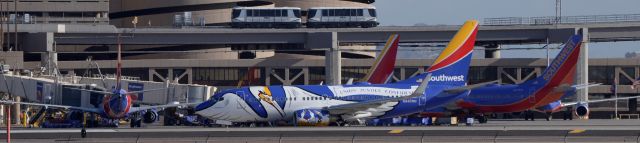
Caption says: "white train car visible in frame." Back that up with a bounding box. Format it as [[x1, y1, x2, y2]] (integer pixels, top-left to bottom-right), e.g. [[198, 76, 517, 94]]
[[231, 7, 302, 28], [307, 7, 379, 28]]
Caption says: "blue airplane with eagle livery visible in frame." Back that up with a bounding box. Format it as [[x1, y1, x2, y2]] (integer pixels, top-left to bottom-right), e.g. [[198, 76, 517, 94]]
[[194, 20, 486, 126]]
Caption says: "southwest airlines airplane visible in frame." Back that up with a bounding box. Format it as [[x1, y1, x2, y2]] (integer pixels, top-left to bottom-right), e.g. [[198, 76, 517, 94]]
[[422, 34, 633, 122], [453, 34, 586, 117], [195, 20, 480, 126]]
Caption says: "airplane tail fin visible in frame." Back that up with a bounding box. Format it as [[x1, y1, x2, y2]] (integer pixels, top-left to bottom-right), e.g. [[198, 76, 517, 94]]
[[536, 35, 583, 85], [362, 34, 399, 84], [396, 20, 478, 86], [116, 34, 123, 90]]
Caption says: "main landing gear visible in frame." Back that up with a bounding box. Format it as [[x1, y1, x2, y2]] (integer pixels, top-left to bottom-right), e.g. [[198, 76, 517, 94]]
[[523, 110, 535, 121], [544, 112, 552, 121]]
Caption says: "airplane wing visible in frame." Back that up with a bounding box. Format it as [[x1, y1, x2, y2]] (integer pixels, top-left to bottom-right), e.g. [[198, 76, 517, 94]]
[[443, 80, 499, 94], [126, 88, 166, 95], [561, 95, 640, 107], [0, 100, 101, 113], [128, 102, 199, 113], [67, 88, 112, 95], [324, 73, 431, 115]]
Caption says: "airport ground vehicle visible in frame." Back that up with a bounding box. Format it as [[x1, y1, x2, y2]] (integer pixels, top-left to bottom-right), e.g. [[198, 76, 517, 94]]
[[231, 7, 302, 28]]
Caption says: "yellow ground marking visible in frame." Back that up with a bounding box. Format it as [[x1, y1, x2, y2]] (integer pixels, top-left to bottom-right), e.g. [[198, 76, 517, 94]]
[[569, 129, 586, 134], [388, 129, 404, 134]]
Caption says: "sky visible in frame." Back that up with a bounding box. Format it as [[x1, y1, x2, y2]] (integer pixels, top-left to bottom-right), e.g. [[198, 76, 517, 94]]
[[373, 0, 640, 58]]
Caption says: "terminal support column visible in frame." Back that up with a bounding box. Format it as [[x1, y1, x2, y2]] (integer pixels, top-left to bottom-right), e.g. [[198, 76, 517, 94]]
[[324, 32, 341, 85], [485, 43, 501, 58], [12, 96, 20, 125], [40, 32, 57, 75], [577, 28, 589, 113]]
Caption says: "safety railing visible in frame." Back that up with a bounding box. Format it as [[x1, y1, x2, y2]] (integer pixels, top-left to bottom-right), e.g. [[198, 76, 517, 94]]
[[484, 14, 640, 25]]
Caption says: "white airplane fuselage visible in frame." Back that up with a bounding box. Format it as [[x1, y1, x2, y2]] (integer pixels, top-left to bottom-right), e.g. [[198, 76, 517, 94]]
[[194, 83, 461, 123]]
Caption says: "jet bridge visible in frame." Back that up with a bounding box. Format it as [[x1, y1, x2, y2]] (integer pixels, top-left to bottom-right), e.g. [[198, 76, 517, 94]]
[[0, 71, 216, 124]]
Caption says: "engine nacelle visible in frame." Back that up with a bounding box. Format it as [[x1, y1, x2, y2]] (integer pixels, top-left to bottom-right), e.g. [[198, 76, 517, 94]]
[[574, 102, 589, 118], [143, 110, 159, 123], [294, 109, 330, 126]]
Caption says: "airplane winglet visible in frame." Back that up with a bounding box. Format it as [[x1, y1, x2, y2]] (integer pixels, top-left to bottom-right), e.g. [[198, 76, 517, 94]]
[[346, 78, 355, 85], [410, 73, 431, 97]]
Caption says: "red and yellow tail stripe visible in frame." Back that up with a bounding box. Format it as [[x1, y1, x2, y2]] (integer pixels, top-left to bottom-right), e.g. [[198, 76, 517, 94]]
[[362, 34, 399, 84], [427, 20, 478, 72]]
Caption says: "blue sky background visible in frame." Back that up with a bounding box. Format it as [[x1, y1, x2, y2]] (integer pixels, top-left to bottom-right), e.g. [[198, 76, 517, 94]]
[[374, 0, 640, 58]]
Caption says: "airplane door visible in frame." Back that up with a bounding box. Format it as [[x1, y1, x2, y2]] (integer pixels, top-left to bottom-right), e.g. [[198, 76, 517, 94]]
[[322, 94, 330, 105], [236, 91, 248, 109], [418, 96, 426, 107]]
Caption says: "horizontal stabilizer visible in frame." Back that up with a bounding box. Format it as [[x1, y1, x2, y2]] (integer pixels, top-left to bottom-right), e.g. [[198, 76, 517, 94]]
[[572, 83, 602, 89], [553, 83, 601, 93], [562, 94, 640, 107]]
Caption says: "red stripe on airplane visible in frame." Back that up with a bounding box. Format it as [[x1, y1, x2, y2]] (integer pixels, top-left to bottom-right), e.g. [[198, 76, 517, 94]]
[[368, 36, 399, 84], [427, 30, 476, 72]]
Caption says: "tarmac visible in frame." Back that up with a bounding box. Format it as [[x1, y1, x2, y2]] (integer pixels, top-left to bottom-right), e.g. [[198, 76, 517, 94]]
[[1, 119, 640, 143]]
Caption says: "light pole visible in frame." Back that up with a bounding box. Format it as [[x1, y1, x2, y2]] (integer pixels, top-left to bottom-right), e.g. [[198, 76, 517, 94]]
[[555, 0, 562, 24], [13, 0, 16, 51]]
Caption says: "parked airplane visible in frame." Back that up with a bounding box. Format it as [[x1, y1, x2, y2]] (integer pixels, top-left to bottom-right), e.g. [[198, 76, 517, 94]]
[[194, 20, 480, 126], [0, 34, 195, 128], [421, 34, 610, 122]]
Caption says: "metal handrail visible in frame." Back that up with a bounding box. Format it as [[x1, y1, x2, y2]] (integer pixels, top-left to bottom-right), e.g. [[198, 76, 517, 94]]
[[484, 14, 640, 25]]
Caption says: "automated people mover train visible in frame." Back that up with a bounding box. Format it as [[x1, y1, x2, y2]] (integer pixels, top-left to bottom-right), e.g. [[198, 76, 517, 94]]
[[231, 7, 378, 28]]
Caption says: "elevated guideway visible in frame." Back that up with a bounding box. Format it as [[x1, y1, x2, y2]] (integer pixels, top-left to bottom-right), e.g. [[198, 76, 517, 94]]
[[47, 22, 640, 46]]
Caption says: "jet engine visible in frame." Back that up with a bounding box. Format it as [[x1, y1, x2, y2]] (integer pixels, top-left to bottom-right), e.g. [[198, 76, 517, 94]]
[[574, 102, 589, 118], [143, 110, 159, 123], [294, 109, 330, 126]]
